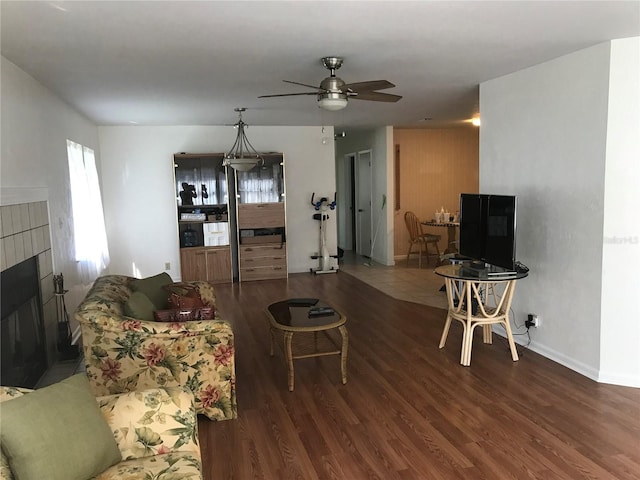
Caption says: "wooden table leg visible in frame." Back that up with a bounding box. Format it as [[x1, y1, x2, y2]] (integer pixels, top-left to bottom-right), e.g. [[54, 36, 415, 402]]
[[503, 316, 520, 362], [483, 324, 493, 344], [339, 325, 348, 384], [284, 332, 294, 391], [444, 225, 458, 254], [462, 281, 473, 366], [439, 314, 453, 349], [440, 278, 455, 348], [269, 327, 275, 356], [461, 324, 472, 366]]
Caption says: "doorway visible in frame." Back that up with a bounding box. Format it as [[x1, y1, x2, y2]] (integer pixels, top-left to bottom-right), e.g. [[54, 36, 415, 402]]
[[355, 150, 373, 257]]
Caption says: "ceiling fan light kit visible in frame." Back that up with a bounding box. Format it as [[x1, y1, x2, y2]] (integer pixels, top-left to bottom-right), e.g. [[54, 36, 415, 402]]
[[317, 92, 348, 111], [222, 108, 263, 172], [259, 56, 402, 111]]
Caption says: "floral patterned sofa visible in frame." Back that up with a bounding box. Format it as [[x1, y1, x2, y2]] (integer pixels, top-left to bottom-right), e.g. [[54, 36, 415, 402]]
[[0, 385, 202, 480], [76, 275, 237, 421]]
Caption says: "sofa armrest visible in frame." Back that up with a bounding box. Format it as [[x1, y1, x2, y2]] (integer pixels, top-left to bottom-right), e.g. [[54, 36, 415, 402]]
[[78, 309, 233, 339], [96, 387, 200, 462]]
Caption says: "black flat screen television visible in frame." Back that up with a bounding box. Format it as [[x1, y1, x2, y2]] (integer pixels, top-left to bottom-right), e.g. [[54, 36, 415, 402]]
[[459, 193, 517, 271]]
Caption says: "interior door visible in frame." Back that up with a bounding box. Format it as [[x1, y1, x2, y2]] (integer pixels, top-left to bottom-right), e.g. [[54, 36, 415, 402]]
[[356, 150, 373, 257]]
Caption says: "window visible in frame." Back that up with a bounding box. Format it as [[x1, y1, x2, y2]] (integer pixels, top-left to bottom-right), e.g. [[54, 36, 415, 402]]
[[67, 140, 110, 272]]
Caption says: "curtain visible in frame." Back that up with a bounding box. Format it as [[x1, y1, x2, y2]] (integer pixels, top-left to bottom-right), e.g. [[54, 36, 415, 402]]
[[67, 140, 110, 273], [237, 163, 282, 203]]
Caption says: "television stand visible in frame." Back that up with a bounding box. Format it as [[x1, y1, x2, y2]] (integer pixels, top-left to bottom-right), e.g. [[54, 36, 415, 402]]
[[435, 263, 528, 366]]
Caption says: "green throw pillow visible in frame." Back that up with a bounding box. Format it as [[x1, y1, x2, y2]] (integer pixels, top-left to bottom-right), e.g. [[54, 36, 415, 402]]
[[0, 374, 121, 480], [130, 272, 172, 309], [123, 291, 156, 321]]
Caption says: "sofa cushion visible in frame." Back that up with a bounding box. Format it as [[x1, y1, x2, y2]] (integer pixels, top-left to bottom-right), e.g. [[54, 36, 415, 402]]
[[130, 272, 173, 309], [97, 387, 200, 461], [123, 290, 157, 321], [94, 452, 202, 480], [0, 387, 32, 480], [0, 374, 121, 480]]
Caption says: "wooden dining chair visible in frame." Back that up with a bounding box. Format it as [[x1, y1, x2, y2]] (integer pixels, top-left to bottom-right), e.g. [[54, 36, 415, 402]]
[[404, 211, 441, 268]]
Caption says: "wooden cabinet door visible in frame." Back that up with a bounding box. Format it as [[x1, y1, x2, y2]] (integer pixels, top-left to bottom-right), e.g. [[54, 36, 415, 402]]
[[180, 248, 207, 281], [205, 247, 232, 283], [181, 247, 231, 283]]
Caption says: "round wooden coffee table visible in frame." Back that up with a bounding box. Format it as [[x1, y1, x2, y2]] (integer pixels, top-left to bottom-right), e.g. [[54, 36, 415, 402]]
[[265, 299, 348, 391]]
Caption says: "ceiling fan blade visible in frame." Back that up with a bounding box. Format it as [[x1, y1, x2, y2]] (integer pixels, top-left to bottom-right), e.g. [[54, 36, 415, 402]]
[[343, 80, 395, 92], [282, 80, 322, 91], [351, 91, 403, 102], [258, 92, 319, 98]]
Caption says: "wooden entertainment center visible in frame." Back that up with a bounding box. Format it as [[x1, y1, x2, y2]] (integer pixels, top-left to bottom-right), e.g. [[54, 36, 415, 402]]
[[174, 152, 286, 283]]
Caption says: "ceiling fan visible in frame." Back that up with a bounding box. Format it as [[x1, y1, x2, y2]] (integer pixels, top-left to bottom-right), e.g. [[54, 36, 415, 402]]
[[258, 56, 402, 111]]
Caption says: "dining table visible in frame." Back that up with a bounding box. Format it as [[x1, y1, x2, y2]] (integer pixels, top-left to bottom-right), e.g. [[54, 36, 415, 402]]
[[422, 220, 459, 254]]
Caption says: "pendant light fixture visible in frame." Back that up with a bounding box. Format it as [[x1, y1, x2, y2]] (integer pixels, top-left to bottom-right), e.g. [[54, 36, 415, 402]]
[[222, 108, 263, 171]]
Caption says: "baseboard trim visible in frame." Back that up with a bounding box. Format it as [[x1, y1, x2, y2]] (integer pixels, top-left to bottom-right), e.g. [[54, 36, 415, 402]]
[[525, 339, 600, 382], [492, 325, 639, 388], [596, 370, 640, 388]]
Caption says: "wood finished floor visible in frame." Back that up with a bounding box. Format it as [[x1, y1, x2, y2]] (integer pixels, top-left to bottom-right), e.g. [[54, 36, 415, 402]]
[[200, 272, 640, 480]]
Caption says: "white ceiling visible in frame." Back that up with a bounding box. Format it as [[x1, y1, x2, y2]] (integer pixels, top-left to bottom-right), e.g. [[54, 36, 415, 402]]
[[1, 1, 638, 129]]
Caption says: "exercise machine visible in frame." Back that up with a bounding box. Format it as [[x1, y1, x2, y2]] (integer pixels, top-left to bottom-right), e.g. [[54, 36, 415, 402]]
[[310, 193, 338, 274]]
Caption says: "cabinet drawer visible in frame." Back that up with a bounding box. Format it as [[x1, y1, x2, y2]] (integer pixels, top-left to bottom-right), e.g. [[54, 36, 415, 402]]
[[239, 244, 286, 259], [237, 203, 285, 229], [240, 254, 287, 269], [240, 266, 287, 281]]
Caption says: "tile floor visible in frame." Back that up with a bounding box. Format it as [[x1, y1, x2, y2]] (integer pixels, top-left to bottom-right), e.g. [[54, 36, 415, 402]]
[[35, 355, 85, 388], [338, 251, 449, 310]]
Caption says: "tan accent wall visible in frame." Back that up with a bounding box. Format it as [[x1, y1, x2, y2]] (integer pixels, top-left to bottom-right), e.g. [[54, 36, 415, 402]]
[[393, 128, 479, 257]]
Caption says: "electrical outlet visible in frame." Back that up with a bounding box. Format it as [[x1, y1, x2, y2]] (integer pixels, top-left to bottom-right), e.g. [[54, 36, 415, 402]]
[[526, 313, 540, 328], [164, 262, 171, 270]]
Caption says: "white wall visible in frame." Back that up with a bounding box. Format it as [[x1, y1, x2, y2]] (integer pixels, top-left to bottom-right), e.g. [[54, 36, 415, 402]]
[[1, 56, 101, 318], [97, 125, 336, 278], [481, 40, 640, 387], [335, 127, 393, 265], [600, 37, 640, 386]]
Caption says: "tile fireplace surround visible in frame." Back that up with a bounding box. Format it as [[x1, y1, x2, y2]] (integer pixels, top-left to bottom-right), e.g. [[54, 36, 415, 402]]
[[0, 201, 57, 368]]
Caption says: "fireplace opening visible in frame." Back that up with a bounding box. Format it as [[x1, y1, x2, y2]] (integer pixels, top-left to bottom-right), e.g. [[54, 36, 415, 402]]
[[1, 256, 47, 388]]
